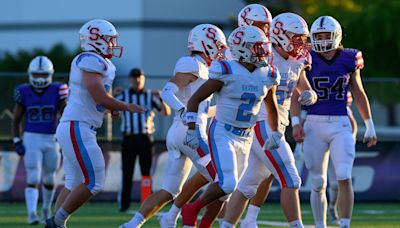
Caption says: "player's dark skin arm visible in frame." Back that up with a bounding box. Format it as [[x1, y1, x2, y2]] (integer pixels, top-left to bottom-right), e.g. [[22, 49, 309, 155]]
[[187, 79, 223, 130], [12, 103, 24, 138], [264, 85, 279, 132], [58, 99, 67, 116]]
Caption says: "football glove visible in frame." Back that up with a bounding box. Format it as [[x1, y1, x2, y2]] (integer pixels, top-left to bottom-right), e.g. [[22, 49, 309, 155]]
[[184, 129, 199, 150], [298, 90, 317, 106], [13, 137, 26, 156], [263, 131, 282, 151]]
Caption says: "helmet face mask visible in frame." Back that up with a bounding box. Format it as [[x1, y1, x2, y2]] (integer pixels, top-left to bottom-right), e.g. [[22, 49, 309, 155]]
[[28, 56, 54, 89], [310, 16, 342, 53], [188, 24, 227, 64], [270, 13, 310, 58], [229, 26, 272, 68], [79, 19, 123, 59]]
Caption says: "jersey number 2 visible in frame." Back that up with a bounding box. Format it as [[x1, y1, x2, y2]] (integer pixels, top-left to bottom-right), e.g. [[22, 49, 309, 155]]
[[236, 93, 256, 122]]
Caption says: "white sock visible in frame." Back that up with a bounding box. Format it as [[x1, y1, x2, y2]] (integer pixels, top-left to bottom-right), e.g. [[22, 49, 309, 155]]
[[25, 187, 39, 214], [54, 208, 70, 226], [311, 190, 327, 228], [166, 203, 180, 222], [126, 212, 145, 227], [244, 204, 260, 222], [340, 218, 351, 228], [42, 186, 55, 210], [328, 188, 338, 209], [289, 219, 304, 228], [220, 221, 234, 228]]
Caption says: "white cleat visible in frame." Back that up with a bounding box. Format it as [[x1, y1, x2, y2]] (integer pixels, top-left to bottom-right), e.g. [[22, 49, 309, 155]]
[[28, 212, 39, 225], [159, 213, 177, 228], [328, 207, 339, 225], [240, 219, 258, 228]]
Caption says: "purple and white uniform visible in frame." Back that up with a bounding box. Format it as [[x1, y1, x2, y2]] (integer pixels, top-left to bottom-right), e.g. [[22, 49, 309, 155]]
[[14, 82, 67, 185]]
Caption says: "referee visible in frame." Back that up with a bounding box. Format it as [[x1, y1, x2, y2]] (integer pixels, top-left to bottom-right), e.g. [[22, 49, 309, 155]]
[[115, 68, 170, 212]]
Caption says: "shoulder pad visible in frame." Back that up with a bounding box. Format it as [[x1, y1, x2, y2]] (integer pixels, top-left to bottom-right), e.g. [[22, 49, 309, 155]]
[[173, 56, 200, 76], [76, 52, 108, 74]]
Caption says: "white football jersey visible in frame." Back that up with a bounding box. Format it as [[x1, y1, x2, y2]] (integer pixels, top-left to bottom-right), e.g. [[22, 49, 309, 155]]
[[61, 52, 116, 128], [172, 55, 211, 137], [257, 48, 311, 126], [209, 60, 280, 128]]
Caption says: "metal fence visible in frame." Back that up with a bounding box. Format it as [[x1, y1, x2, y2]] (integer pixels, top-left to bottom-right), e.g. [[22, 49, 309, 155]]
[[0, 73, 399, 141]]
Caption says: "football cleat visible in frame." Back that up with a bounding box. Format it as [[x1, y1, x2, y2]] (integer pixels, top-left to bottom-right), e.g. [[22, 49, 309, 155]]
[[28, 212, 39, 225], [45, 217, 66, 228]]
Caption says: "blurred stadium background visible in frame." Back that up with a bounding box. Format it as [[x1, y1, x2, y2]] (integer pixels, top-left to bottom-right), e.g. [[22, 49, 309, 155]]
[[0, 0, 399, 227]]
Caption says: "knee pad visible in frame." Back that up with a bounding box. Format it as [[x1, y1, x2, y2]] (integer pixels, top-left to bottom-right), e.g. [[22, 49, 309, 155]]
[[26, 169, 40, 185], [87, 169, 105, 195], [237, 181, 257, 199], [311, 174, 327, 192], [88, 181, 104, 195], [220, 176, 237, 194], [289, 174, 302, 189], [42, 172, 56, 186]]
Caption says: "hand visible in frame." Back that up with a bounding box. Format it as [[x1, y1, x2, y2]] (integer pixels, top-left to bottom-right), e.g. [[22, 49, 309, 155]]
[[184, 129, 199, 150], [14, 140, 26, 156], [298, 90, 317, 106], [364, 122, 377, 148], [113, 86, 124, 96], [111, 110, 121, 119], [263, 131, 282, 151], [292, 124, 305, 143], [127, 103, 146, 113]]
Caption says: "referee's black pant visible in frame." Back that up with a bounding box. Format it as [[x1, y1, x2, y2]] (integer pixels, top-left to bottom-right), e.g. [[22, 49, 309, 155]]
[[120, 134, 153, 210]]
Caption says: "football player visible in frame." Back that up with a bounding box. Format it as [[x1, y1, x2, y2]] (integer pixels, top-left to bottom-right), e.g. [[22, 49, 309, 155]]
[[45, 19, 145, 228], [12, 56, 67, 225], [120, 24, 226, 228], [223, 12, 316, 228], [181, 25, 281, 228], [291, 16, 377, 228]]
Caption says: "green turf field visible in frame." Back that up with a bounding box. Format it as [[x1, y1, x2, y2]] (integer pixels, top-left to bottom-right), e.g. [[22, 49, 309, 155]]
[[0, 202, 399, 227]]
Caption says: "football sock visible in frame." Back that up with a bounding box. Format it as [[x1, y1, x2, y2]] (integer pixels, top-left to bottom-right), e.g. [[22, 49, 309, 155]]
[[190, 198, 205, 214], [244, 204, 260, 222], [166, 203, 180, 222], [311, 190, 327, 228], [42, 185, 55, 210], [25, 187, 39, 215], [199, 216, 213, 228], [126, 212, 145, 227], [54, 208, 70, 226], [340, 218, 351, 228], [289, 219, 304, 228]]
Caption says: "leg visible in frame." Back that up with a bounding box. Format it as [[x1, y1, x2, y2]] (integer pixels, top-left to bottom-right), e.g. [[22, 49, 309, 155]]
[[303, 121, 330, 228], [138, 135, 153, 203], [329, 122, 355, 228], [327, 158, 339, 224], [41, 136, 61, 222], [120, 136, 136, 211], [22, 133, 42, 225], [198, 199, 224, 228], [51, 122, 105, 227]]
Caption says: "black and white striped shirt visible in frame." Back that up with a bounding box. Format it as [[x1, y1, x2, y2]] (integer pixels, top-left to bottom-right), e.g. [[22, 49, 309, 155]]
[[116, 89, 163, 135]]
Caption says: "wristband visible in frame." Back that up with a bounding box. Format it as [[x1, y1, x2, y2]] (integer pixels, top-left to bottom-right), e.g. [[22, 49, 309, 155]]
[[291, 116, 300, 127], [364, 118, 374, 130], [185, 112, 198, 123]]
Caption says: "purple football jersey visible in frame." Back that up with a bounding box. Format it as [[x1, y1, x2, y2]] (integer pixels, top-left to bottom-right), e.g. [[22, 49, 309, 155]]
[[306, 48, 364, 115], [14, 82, 68, 134]]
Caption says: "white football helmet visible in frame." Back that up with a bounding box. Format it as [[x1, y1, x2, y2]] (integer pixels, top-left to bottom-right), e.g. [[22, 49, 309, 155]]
[[188, 24, 227, 63], [79, 19, 123, 59], [238, 4, 272, 34], [270, 12, 310, 57], [228, 26, 271, 68], [28, 56, 54, 88], [310, 16, 342, 52]]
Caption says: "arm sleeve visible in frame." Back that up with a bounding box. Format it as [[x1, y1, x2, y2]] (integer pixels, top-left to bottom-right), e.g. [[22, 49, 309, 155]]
[[58, 83, 68, 100], [14, 87, 23, 105], [354, 51, 364, 70], [76, 53, 108, 74], [151, 94, 163, 111]]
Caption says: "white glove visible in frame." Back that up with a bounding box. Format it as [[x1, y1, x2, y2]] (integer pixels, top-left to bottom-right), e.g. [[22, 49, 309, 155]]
[[263, 131, 282, 151], [184, 129, 199, 150], [364, 118, 377, 143], [298, 90, 317, 106]]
